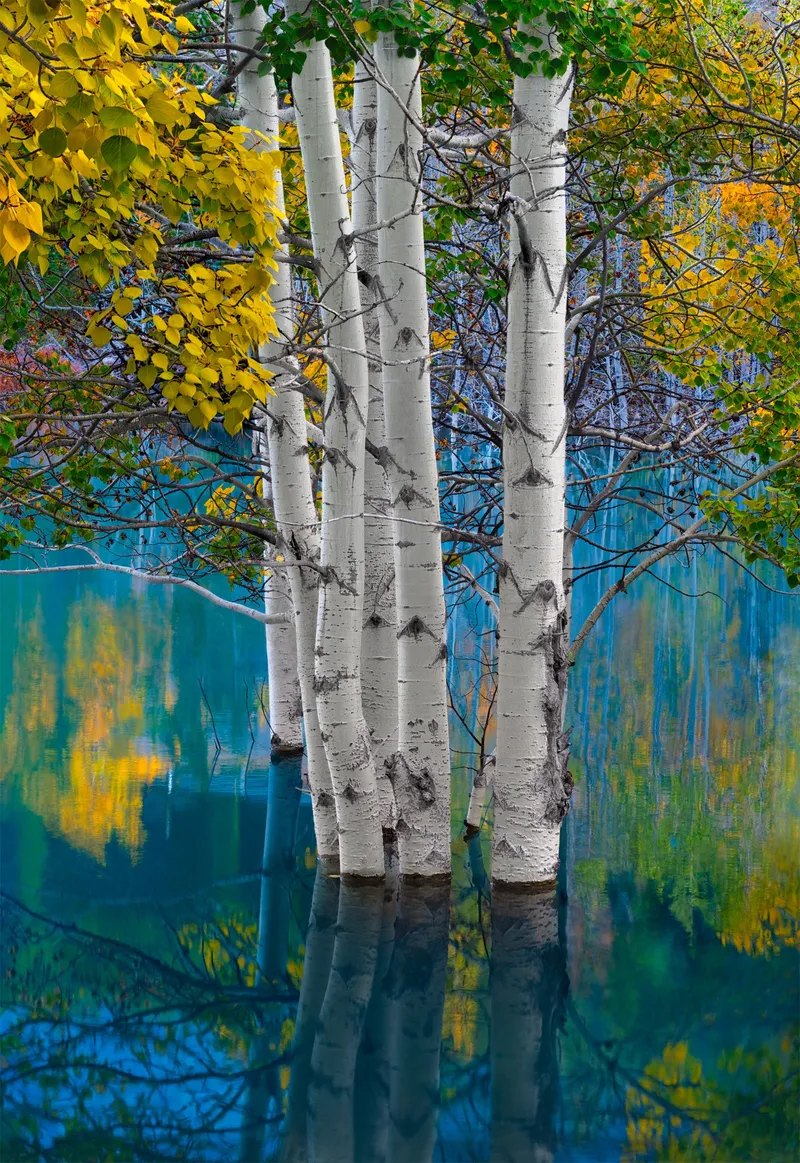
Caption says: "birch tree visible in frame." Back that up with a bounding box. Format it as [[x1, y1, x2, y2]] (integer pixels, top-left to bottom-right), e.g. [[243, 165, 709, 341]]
[[2, 0, 798, 890], [232, 4, 339, 854], [285, 0, 384, 876], [375, 10, 451, 877], [350, 57, 399, 828], [492, 19, 574, 885]]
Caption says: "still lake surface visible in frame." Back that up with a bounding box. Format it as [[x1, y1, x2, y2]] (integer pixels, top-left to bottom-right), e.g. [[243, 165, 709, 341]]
[[1, 550, 798, 1161]]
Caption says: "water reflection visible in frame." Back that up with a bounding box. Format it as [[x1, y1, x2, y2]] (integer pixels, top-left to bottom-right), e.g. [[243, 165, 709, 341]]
[[1, 559, 798, 1160]]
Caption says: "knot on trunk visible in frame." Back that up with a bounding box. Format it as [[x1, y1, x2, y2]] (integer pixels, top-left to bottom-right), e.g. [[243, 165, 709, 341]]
[[387, 752, 436, 810], [395, 483, 431, 508], [397, 614, 436, 640], [544, 766, 574, 825], [513, 466, 553, 487], [313, 670, 346, 695], [515, 578, 557, 615]]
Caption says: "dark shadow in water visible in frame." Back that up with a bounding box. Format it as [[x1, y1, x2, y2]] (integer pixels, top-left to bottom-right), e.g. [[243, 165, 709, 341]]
[[240, 755, 303, 1163], [490, 884, 567, 1163]]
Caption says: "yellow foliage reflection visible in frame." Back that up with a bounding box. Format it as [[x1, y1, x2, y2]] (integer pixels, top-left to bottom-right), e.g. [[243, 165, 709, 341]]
[[0, 592, 170, 863]]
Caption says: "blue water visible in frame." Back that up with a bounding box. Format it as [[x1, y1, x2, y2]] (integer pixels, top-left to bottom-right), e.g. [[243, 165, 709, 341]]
[[1, 550, 798, 1160]]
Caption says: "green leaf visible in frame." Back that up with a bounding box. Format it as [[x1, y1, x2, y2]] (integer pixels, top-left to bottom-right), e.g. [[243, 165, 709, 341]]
[[98, 106, 137, 130], [39, 126, 68, 157], [100, 135, 137, 173]]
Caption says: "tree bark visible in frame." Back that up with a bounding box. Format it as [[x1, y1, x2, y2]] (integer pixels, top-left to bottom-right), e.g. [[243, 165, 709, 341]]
[[287, 3, 384, 876], [253, 427, 305, 755], [351, 57, 399, 829], [231, 3, 339, 857], [375, 18, 451, 877], [494, 24, 574, 884]]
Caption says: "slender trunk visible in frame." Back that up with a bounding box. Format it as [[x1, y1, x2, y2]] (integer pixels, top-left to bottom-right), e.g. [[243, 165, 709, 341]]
[[490, 885, 566, 1162], [254, 427, 305, 755], [494, 25, 573, 884], [231, 3, 339, 857], [351, 58, 399, 828], [307, 882, 384, 1163], [287, 4, 384, 876], [375, 20, 451, 877], [233, 8, 304, 758], [465, 754, 494, 832]]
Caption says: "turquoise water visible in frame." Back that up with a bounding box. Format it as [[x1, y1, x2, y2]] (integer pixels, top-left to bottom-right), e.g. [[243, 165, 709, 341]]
[[1, 558, 798, 1161]]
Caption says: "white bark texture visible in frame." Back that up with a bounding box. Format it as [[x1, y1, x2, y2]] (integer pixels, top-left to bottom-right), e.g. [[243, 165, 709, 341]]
[[494, 26, 574, 884], [350, 59, 399, 826], [232, 7, 339, 856], [253, 426, 305, 753], [465, 754, 494, 831], [375, 24, 451, 877], [233, 5, 303, 756], [287, 7, 384, 876]]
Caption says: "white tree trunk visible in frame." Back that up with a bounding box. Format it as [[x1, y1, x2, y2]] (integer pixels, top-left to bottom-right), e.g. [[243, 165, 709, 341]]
[[350, 58, 399, 828], [493, 24, 574, 884], [232, 6, 339, 856], [287, 8, 384, 877], [252, 425, 305, 754], [375, 23, 451, 877]]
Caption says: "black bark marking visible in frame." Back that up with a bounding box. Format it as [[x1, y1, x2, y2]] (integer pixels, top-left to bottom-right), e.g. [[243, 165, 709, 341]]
[[397, 615, 437, 641], [542, 607, 574, 825], [513, 465, 553, 487], [395, 483, 431, 508]]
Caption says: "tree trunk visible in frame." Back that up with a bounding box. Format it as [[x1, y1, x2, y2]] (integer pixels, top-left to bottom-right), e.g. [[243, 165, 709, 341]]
[[351, 58, 399, 829], [287, 4, 384, 877], [233, 6, 304, 758], [494, 23, 573, 885], [253, 426, 305, 755], [375, 19, 451, 877], [231, 4, 339, 858]]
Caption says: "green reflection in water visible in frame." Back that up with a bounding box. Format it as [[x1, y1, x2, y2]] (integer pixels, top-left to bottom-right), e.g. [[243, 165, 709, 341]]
[[0, 557, 798, 1162]]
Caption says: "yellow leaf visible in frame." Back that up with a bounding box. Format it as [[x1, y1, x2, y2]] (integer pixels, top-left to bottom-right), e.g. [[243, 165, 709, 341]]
[[2, 219, 30, 257], [89, 325, 112, 346], [146, 95, 180, 127]]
